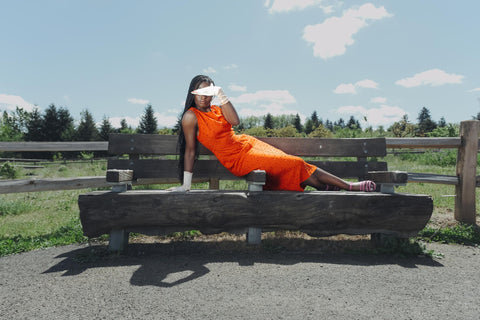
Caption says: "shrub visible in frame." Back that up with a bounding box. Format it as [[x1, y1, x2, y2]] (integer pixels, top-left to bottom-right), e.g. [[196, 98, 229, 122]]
[[0, 162, 19, 179]]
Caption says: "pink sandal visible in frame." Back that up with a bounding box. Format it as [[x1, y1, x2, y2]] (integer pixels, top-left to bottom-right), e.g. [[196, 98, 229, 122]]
[[349, 180, 376, 192]]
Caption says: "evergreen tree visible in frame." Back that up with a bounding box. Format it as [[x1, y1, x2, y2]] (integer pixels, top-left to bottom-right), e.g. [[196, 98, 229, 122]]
[[304, 119, 314, 135], [76, 109, 99, 141], [41, 104, 59, 141], [311, 111, 319, 128], [438, 116, 447, 128], [293, 113, 303, 133], [416, 107, 437, 136], [347, 116, 359, 129], [58, 107, 75, 141], [120, 119, 128, 131], [324, 119, 333, 131], [119, 118, 133, 133], [41, 104, 74, 141], [334, 118, 345, 129], [172, 117, 182, 135], [137, 104, 158, 134], [264, 113, 274, 129], [98, 117, 114, 141], [25, 108, 44, 141]]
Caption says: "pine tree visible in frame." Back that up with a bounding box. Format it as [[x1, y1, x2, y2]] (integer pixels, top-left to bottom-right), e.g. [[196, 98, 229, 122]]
[[347, 116, 358, 129], [119, 118, 133, 134], [41, 104, 74, 141], [304, 119, 314, 134], [293, 113, 303, 133], [98, 117, 114, 141], [311, 111, 319, 128], [417, 107, 437, 136], [76, 109, 99, 141], [324, 120, 333, 131], [264, 113, 274, 129], [137, 105, 158, 134], [334, 118, 345, 129], [438, 116, 447, 128], [42, 104, 60, 141], [25, 108, 44, 141]]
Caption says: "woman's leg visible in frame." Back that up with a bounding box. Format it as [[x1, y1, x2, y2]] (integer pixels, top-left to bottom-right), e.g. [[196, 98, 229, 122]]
[[301, 168, 376, 191]]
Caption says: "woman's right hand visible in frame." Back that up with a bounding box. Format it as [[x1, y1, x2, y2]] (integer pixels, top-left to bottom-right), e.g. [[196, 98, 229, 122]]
[[166, 171, 192, 192], [166, 185, 190, 192]]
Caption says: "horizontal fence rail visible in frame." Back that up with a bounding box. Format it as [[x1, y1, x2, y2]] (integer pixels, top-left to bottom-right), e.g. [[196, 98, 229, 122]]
[[385, 137, 463, 149], [0, 132, 479, 193], [1, 138, 477, 153], [0, 141, 108, 152]]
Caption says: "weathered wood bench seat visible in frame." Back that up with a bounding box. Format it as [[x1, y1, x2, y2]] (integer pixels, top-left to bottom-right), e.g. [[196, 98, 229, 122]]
[[78, 134, 433, 251]]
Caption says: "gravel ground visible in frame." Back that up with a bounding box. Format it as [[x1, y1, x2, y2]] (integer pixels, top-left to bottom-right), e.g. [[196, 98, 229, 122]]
[[1, 240, 480, 320]]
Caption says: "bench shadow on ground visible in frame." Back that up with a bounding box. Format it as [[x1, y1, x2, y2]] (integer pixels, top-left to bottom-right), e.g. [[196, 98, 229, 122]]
[[43, 236, 444, 288]]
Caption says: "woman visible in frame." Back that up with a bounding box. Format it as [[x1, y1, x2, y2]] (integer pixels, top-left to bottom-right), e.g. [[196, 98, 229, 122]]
[[168, 75, 376, 192]]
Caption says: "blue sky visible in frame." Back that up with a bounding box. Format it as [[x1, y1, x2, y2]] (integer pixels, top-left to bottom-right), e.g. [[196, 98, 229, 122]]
[[1, 0, 479, 129]]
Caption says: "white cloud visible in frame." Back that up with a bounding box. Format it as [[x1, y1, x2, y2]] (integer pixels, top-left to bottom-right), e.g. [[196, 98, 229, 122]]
[[0, 94, 36, 112], [336, 104, 407, 127], [224, 64, 238, 70], [395, 69, 464, 88], [203, 67, 217, 74], [266, 0, 324, 13], [334, 79, 378, 94], [469, 88, 480, 92], [154, 112, 179, 128], [229, 84, 247, 92], [371, 97, 387, 103], [355, 79, 378, 89], [128, 98, 149, 105], [334, 83, 357, 94], [230, 89, 302, 118], [303, 3, 392, 59]]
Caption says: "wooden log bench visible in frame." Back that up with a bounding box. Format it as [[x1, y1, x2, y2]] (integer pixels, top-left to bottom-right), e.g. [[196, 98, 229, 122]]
[[78, 134, 433, 251]]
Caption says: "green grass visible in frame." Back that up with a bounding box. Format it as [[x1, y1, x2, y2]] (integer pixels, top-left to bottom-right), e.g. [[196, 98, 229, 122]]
[[0, 155, 478, 257], [419, 224, 480, 246], [0, 218, 87, 256]]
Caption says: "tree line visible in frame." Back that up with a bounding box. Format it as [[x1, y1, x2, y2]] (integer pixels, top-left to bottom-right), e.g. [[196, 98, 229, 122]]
[[0, 104, 159, 143], [1, 103, 477, 159]]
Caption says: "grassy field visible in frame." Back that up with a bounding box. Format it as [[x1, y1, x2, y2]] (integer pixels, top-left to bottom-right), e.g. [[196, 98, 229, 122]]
[[0, 155, 478, 257]]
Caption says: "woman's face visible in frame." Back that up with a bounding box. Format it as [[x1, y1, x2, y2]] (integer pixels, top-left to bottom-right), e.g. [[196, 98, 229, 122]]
[[194, 81, 213, 109]]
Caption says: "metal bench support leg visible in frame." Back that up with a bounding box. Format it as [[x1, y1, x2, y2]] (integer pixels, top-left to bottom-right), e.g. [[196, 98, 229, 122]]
[[247, 182, 263, 245], [108, 229, 129, 252]]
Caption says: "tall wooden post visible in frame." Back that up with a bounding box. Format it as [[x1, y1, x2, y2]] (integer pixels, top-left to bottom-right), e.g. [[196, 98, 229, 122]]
[[454, 120, 479, 224]]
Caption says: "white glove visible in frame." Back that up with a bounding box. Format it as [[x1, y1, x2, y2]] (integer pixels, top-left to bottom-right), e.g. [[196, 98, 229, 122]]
[[192, 84, 229, 105], [166, 171, 192, 192]]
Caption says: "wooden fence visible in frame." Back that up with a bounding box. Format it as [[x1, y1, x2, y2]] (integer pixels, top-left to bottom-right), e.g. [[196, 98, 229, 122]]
[[1, 120, 479, 224]]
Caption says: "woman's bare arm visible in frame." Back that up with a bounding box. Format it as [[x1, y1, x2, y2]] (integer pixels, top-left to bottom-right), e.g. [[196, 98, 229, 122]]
[[220, 101, 240, 126], [182, 110, 197, 172]]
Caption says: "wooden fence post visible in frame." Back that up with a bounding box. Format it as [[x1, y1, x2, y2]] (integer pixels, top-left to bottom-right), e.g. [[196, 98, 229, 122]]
[[454, 120, 480, 224]]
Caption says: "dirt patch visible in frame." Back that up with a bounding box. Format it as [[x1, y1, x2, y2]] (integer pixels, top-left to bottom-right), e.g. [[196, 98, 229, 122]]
[[124, 231, 375, 256], [427, 208, 480, 229]]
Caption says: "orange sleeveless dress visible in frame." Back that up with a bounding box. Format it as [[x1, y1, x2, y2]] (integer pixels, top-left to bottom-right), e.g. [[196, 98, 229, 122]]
[[190, 106, 317, 191]]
